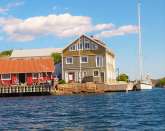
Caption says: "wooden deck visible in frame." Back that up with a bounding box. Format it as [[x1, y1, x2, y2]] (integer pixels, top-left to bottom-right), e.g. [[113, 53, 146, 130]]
[[0, 84, 52, 97]]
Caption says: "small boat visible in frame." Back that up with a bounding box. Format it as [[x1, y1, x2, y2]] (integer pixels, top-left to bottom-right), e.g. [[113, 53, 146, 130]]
[[136, 2, 152, 90]]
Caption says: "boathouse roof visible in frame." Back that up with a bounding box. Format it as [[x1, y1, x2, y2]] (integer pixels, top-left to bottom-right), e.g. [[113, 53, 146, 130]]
[[0, 57, 54, 74], [10, 48, 63, 58]]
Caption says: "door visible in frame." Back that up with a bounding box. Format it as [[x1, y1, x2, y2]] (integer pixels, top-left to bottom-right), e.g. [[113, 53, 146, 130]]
[[100, 72, 105, 83], [68, 72, 75, 83], [19, 73, 26, 84]]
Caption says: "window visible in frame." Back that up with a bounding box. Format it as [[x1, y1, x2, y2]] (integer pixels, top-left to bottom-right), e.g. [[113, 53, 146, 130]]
[[39, 73, 43, 78], [66, 57, 73, 64], [85, 43, 90, 50], [1, 74, 11, 80], [93, 70, 99, 77], [81, 56, 88, 63], [96, 56, 104, 67], [32, 73, 39, 79], [69, 45, 76, 51], [32, 73, 38, 79]]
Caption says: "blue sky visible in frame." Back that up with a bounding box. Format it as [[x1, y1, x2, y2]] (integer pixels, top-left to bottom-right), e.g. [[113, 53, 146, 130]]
[[0, 0, 164, 79]]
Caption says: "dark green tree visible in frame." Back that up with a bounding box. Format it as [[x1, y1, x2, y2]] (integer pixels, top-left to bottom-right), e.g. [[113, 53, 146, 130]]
[[0, 50, 12, 57], [51, 53, 62, 64], [117, 73, 129, 82], [156, 78, 165, 87]]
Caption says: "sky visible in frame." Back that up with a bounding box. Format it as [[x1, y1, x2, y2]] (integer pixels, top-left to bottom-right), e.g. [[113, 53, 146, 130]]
[[0, 0, 164, 80]]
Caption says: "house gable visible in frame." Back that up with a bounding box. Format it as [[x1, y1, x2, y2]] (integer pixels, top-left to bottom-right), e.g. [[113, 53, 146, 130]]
[[63, 35, 106, 57]]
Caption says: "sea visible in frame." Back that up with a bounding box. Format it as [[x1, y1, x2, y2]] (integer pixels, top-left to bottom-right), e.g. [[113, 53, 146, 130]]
[[0, 88, 165, 131]]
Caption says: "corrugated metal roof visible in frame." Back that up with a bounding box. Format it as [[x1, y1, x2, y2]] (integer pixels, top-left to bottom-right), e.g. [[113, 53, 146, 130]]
[[10, 48, 63, 58], [0, 58, 54, 74]]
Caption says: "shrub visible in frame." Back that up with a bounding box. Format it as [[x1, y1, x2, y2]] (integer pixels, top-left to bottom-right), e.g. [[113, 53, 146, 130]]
[[116, 73, 129, 82], [58, 80, 66, 84]]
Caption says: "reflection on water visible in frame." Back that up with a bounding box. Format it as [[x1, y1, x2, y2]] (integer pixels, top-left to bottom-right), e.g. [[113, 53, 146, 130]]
[[0, 88, 165, 130]]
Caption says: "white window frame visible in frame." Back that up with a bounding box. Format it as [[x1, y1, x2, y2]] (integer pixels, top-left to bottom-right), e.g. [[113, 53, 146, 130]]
[[80, 56, 88, 63], [32, 73, 39, 79], [96, 55, 104, 67], [66, 57, 73, 64], [1, 74, 11, 80], [93, 70, 99, 77]]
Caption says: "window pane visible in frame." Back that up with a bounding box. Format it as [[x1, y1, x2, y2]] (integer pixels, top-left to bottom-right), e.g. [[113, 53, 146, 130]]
[[94, 71, 99, 76], [2, 74, 11, 80], [66, 57, 73, 64], [81, 56, 88, 63]]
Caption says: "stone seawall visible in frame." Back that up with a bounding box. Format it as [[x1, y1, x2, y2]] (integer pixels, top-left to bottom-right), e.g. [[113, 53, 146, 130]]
[[51, 82, 133, 95]]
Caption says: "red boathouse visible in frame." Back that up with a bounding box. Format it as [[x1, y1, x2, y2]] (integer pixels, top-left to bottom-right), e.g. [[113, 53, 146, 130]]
[[0, 57, 54, 86]]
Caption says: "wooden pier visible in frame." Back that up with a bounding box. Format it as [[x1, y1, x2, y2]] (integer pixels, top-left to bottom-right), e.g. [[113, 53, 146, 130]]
[[0, 84, 52, 97]]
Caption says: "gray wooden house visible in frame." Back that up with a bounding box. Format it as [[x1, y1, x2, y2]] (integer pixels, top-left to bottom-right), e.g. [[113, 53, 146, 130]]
[[62, 34, 116, 84]]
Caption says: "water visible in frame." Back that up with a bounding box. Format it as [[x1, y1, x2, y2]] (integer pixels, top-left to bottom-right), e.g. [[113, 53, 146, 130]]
[[0, 88, 165, 131]]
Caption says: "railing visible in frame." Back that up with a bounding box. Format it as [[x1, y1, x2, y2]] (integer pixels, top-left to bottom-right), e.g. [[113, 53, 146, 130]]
[[0, 84, 52, 97]]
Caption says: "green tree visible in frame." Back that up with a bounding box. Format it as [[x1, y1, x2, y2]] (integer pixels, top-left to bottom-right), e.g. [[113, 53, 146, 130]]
[[0, 50, 12, 57], [156, 78, 165, 87], [51, 53, 62, 64], [117, 73, 129, 82]]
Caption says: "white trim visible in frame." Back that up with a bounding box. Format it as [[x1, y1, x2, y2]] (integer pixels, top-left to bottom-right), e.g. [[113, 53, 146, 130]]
[[1, 74, 11, 80], [93, 70, 99, 77], [66, 57, 73, 64], [80, 56, 88, 63]]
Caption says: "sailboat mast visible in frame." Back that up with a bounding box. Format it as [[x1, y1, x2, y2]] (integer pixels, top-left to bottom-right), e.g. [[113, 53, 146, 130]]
[[137, 2, 143, 81]]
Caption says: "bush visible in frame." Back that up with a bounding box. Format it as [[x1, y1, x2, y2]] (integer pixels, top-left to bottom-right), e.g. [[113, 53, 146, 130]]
[[58, 80, 66, 84], [116, 73, 129, 82]]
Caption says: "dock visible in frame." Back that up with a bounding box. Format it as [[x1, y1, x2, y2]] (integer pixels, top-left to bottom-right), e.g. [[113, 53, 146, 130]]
[[0, 84, 52, 97]]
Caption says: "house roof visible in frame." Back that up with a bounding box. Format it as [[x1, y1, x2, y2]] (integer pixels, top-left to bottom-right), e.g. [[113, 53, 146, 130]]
[[0, 57, 54, 74], [10, 48, 63, 58], [62, 34, 115, 57]]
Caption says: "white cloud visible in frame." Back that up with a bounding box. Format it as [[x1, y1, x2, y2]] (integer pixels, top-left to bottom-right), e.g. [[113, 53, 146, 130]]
[[0, 13, 138, 42], [0, 13, 93, 41], [0, 1, 24, 14], [94, 23, 114, 31], [95, 25, 138, 38]]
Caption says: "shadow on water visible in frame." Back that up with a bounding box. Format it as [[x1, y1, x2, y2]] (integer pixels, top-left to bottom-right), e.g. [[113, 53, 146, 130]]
[[0, 88, 165, 130]]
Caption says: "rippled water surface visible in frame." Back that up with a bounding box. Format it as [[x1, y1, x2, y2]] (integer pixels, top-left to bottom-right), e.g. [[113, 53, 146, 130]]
[[0, 88, 165, 131]]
